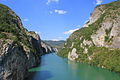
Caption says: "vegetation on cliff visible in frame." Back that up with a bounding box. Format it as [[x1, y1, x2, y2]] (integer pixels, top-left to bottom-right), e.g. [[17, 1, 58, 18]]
[[58, 1, 120, 73], [0, 4, 36, 53], [0, 4, 55, 80]]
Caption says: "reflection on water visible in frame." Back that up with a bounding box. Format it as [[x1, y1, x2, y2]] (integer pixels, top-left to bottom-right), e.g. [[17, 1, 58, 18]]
[[32, 71, 53, 80], [67, 61, 120, 80], [29, 53, 120, 80]]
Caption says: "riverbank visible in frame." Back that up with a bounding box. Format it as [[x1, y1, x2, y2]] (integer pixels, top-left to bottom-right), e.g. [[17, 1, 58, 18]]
[[28, 53, 120, 80]]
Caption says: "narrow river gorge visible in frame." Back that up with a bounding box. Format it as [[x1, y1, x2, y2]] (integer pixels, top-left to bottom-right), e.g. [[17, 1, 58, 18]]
[[28, 53, 120, 80]]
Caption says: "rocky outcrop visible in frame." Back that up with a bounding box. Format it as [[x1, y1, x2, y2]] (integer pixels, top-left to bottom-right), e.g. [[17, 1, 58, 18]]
[[41, 41, 56, 54], [83, 5, 106, 27], [68, 48, 78, 61], [59, 1, 120, 72], [0, 4, 55, 80]]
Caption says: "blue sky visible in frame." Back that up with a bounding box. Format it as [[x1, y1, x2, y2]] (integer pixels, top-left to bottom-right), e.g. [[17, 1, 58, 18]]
[[0, 0, 116, 40]]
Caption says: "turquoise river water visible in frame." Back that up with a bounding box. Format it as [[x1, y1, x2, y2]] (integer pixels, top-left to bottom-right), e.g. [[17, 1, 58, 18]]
[[29, 53, 120, 80]]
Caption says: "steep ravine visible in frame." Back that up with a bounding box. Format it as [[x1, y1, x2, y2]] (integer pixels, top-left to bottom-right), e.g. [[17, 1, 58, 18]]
[[59, 1, 120, 73], [0, 4, 55, 80]]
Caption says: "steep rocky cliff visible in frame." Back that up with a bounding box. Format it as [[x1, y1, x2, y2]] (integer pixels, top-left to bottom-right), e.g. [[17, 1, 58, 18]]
[[41, 41, 56, 53], [0, 4, 55, 80], [59, 1, 120, 72]]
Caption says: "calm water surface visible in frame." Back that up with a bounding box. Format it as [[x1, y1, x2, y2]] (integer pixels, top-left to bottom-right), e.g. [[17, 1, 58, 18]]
[[29, 53, 120, 80]]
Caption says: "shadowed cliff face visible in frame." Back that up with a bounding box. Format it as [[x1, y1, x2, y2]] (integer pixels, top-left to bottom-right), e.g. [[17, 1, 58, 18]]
[[0, 4, 55, 80], [59, 1, 120, 73]]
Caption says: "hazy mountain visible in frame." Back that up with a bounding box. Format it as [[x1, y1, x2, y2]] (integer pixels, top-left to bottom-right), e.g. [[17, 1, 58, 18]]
[[44, 40, 65, 50]]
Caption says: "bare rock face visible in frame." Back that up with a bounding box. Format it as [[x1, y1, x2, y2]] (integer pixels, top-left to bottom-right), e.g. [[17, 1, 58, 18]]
[[41, 41, 56, 54], [0, 4, 55, 80], [59, 1, 120, 72], [27, 31, 44, 55], [0, 40, 28, 80], [65, 1, 120, 60], [83, 5, 105, 27], [68, 48, 78, 61], [91, 13, 120, 48]]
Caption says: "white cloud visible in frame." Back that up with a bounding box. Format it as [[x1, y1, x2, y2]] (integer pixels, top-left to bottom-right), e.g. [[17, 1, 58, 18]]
[[64, 28, 79, 35], [50, 37, 64, 41], [96, 0, 103, 5], [23, 18, 29, 22], [49, 11, 53, 14], [46, 0, 59, 5], [51, 39, 60, 41], [49, 10, 67, 14], [54, 9, 67, 14]]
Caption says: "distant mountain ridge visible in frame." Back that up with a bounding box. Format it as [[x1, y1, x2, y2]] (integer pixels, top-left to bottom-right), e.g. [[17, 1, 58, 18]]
[[44, 40, 65, 51], [59, 1, 120, 73]]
